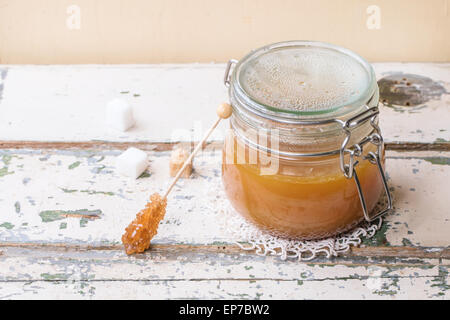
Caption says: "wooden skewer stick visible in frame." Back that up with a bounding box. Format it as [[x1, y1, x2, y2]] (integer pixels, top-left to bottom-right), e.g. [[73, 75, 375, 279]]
[[163, 103, 233, 199], [122, 102, 233, 255]]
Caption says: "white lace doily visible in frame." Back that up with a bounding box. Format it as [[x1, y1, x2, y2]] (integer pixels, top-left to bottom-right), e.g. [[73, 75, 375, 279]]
[[207, 177, 386, 262], [222, 205, 382, 261]]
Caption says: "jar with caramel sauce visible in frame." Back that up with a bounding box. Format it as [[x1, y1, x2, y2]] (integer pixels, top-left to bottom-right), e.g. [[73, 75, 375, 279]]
[[222, 41, 392, 240]]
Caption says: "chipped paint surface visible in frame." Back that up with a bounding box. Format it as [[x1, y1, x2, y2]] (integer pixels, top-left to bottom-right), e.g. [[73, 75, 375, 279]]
[[0, 247, 447, 299], [0, 64, 448, 144], [372, 63, 450, 144], [0, 149, 448, 249], [39, 209, 102, 223], [0, 65, 229, 143], [0, 64, 448, 299], [0, 148, 229, 245], [384, 151, 450, 247], [1, 277, 446, 300]]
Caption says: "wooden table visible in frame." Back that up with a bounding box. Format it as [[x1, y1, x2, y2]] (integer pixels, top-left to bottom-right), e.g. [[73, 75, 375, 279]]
[[0, 63, 448, 299]]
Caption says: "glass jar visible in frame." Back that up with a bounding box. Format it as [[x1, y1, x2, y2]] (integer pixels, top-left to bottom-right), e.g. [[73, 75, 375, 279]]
[[222, 41, 392, 240]]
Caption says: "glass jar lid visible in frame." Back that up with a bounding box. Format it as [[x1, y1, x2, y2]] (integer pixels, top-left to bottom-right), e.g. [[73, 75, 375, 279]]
[[226, 40, 381, 158], [230, 41, 377, 121]]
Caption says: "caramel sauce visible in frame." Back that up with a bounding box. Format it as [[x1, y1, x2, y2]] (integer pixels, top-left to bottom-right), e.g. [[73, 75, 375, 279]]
[[222, 138, 384, 239]]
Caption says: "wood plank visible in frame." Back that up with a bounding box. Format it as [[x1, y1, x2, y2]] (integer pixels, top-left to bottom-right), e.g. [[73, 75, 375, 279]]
[[378, 151, 450, 247], [0, 65, 228, 143], [0, 64, 448, 299], [374, 63, 450, 145], [0, 64, 448, 144], [0, 141, 449, 152], [0, 149, 449, 250], [2, 277, 447, 300], [1, 242, 449, 261], [0, 246, 447, 299]]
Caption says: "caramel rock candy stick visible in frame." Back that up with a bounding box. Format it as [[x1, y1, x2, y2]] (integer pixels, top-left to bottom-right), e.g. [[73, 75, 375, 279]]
[[121, 103, 233, 255]]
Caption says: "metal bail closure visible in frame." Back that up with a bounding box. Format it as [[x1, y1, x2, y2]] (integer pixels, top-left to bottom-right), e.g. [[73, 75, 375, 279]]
[[353, 152, 393, 222], [224, 59, 238, 87], [339, 106, 393, 222]]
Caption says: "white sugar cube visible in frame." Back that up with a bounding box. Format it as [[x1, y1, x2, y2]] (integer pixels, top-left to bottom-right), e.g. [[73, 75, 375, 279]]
[[116, 147, 148, 179], [106, 98, 135, 131]]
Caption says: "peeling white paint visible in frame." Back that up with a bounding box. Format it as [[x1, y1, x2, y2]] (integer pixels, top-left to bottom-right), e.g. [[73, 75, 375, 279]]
[[0, 150, 448, 248]]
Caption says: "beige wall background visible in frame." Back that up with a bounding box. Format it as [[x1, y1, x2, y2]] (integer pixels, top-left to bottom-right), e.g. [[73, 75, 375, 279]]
[[0, 0, 449, 64]]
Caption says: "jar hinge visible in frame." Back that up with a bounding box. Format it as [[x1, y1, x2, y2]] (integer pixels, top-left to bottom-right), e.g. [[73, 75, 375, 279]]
[[338, 106, 393, 222], [224, 59, 238, 87]]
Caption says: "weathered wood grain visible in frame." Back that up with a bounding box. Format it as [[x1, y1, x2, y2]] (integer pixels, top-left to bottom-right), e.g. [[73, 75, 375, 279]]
[[0, 65, 228, 143], [0, 149, 448, 249], [1, 242, 449, 262], [2, 277, 447, 300], [0, 64, 448, 144], [0, 63, 449, 300], [0, 241, 449, 268], [0, 246, 447, 299], [0, 140, 449, 152], [375, 63, 450, 145]]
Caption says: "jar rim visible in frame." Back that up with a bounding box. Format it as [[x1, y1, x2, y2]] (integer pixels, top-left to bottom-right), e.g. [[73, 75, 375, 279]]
[[230, 40, 377, 122]]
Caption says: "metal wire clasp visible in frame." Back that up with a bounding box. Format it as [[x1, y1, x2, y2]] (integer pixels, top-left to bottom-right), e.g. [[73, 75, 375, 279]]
[[338, 106, 393, 222], [224, 59, 238, 87]]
